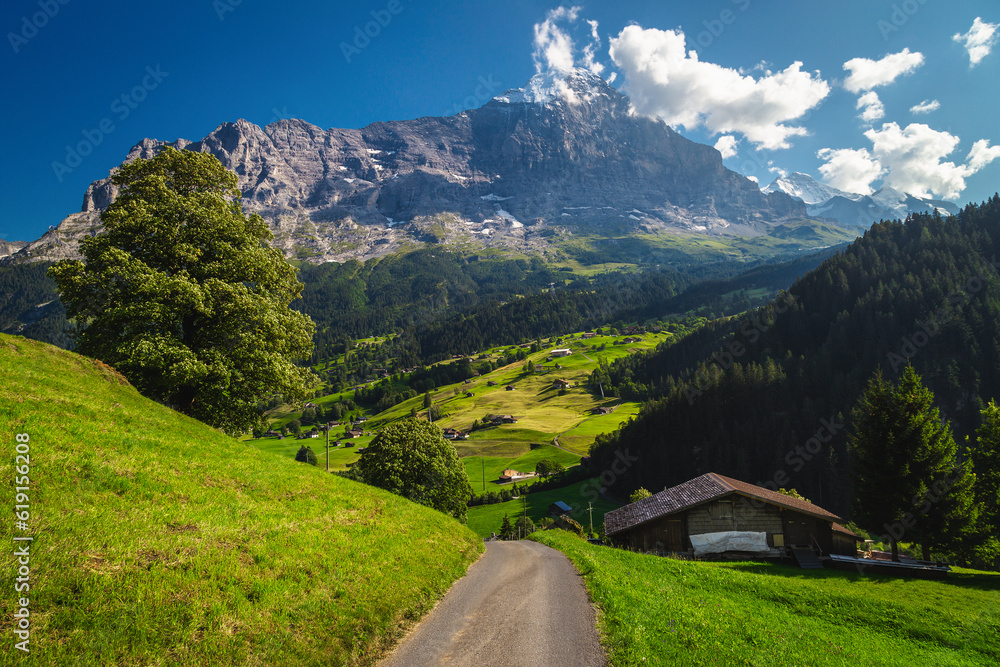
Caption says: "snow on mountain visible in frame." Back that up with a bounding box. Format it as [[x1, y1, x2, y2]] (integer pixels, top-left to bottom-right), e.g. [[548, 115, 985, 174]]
[[762, 172, 863, 205], [493, 67, 612, 105], [762, 173, 959, 229]]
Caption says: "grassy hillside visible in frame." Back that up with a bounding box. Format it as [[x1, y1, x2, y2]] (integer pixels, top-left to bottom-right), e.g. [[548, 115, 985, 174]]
[[370, 332, 658, 454], [532, 531, 1000, 666], [0, 334, 482, 666], [467, 479, 621, 538]]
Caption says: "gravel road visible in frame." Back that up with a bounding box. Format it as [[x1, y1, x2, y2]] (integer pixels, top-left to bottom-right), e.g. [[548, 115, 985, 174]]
[[379, 539, 606, 667]]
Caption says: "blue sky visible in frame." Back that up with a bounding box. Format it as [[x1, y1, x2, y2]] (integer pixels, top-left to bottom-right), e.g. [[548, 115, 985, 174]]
[[2, 0, 998, 242]]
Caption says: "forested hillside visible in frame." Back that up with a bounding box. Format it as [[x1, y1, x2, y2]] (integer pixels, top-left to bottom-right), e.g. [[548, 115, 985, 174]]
[[590, 196, 1000, 517], [0, 261, 72, 347]]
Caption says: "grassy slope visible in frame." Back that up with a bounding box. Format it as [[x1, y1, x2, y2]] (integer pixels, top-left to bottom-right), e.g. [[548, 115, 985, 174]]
[[461, 444, 581, 493], [532, 531, 1000, 667], [0, 334, 482, 666], [466, 479, 621, 538], [370, 332, 656, 455]]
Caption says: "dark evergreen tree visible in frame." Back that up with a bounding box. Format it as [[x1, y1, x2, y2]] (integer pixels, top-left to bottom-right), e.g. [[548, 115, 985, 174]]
[[499, 514, 514, 540], [848, 366, 975, 561], [295, 445, 317, 466]]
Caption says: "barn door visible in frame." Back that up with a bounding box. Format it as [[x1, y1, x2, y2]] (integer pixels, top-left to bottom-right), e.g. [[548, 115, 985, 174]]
[[784, 515, 812, 547], [665, 520, 683, 552]]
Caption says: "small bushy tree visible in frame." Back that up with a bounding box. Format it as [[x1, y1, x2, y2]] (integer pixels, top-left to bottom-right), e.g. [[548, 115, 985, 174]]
[[499, 514, 514, 540], [354, 419, 473, 521], [295, 445, 317, 466], [629, 487, 652, 503], [535, 459, 564, 478]]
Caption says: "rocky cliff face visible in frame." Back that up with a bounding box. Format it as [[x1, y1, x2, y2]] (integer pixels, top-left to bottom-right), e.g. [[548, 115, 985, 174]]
[[0, 240, 28, 258], [11, 68, 807, 265]]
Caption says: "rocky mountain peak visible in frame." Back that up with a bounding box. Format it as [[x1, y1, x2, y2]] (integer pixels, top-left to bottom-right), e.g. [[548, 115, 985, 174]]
[[15, 70, 812, 266], [493, 67, 618, 106]]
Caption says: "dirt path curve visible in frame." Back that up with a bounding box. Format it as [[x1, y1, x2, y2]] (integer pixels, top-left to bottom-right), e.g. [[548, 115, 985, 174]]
[[379, 540, 606, 667]]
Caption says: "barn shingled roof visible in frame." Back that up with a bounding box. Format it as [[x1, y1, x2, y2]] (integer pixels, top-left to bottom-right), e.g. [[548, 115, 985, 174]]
[[604, 472, 844, 536]]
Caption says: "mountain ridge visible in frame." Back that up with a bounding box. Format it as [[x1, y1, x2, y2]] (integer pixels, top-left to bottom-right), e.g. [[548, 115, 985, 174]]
[[7, 68, 812, 266], [763, 172, 960, 228]]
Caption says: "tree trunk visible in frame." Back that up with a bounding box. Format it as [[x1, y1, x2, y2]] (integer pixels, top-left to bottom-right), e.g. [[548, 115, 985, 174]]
[[175, 385, 197, 415], [921, 543, 930, 562], [891, 538, 899, 562]]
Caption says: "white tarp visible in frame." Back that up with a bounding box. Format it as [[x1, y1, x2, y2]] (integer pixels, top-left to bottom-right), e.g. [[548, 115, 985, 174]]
[[689, 531, 769, 556]]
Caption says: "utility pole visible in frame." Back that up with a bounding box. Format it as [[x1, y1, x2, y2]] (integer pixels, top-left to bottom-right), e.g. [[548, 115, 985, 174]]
[[587, 502, 594, 537], [523, 495, 528, 535]]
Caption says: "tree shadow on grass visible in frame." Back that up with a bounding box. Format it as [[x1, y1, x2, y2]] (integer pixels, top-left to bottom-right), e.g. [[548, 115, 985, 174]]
[[720, 560, 1000, 591]]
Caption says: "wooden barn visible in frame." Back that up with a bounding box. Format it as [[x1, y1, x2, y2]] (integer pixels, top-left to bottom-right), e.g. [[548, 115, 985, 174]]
[[604, 473, 859, 558]]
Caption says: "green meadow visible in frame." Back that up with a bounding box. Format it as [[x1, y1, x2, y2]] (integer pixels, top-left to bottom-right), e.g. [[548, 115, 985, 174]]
[[531, 531, 1000, 667], [0, 334, 482, 666], [461, 443, 583, 493], [466, 478, 621, 538], [368, 332, 665, 457]]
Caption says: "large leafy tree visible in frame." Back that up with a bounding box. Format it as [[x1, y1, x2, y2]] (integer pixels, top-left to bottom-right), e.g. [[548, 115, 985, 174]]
[[49, 147, 317, 434], [848, 366, 975, 561], [353, 419, 473, 521]]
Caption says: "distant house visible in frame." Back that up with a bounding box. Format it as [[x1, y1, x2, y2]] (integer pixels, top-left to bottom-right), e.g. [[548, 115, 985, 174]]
[[591, 406, 615, 415], [604, 473, 860, 557], [442, 427, 467, 440], [582, 332, 596, 338], [551, 348, 572, 357], [553, 379, 572, 389], [499, 468, 522, 482], [506, 385, 516, 391], [346, 429, 363, 438], [466, 392, 475, 398], [487, 380, 498, 386], [491, 415, 518, 425], [549, 501, 573, 515]]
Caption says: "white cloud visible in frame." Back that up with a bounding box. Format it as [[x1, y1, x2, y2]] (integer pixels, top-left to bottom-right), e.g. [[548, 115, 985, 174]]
[[581, 19, 605, 76], [714, 135, 739, 159], [608, 25, 830, 150], [967, 139, 1000, 172], [531, 6, 605, 76], [953, 17, 999, 66], [863, 122, 1000, 199], [856, 91, 885, 123], [910, 99, 940, 115], [816, 147, 885, 195], [532, 6, 581, 73], [842, 48, 924, 93]]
